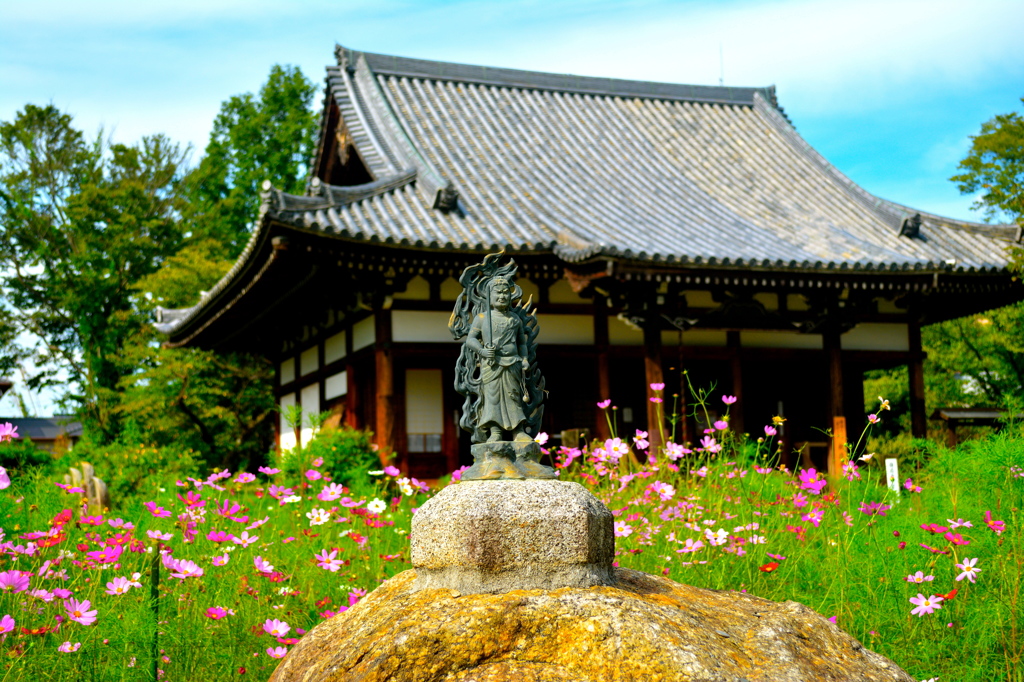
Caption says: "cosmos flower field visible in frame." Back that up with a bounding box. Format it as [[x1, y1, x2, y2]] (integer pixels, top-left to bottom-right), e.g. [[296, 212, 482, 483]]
[[0, 396, 1020, 682]]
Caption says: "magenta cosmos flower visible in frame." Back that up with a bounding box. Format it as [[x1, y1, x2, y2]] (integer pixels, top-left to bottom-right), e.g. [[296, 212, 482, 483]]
[[0, 467, 9, 490], [314, 549, 343, 572], [0, 422, 19, 442], [0, 615, 14, 634], [66, 599, 98, 626], [597, 399, 612, 409], [721, 395, 737, 405], [205, 606, 229, 620]]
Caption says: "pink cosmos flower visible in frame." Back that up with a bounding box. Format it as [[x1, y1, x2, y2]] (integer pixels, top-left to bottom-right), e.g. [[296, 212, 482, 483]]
[[867, 413, 880, 424], [105, 577, 131, 595], [721, 395, 737, 405], [0, 467, 9, 490], [206, 530, 234, 543], [246, 516, 269, 530], [264, 619, 291, 637], [318, 483, 346, 502], [146, 530, 173, 542], [597, 399, 612, 409], [315, 549, 343, 572], [85, 546, 124, 564], [170, 560, 204, 580], [0, 615, 14, 633], [690, 466, 709, 478], [216, 500, 248, 523], [205, 606, 229, 620], [909, 593, 943, 617], [713, 420, 729, 431], [233, 531, 258, 547], [955, 558, 981, 583], [268, 484, 294, 500], [858, 501, 891, 516], [267, 646, 288, 659], [633, 430, 650, 450], [66, 599, 98, 626], [0, 571, 29, 593], [920, 523, 948, 534], [29, 589, 54, 602], [58, 642, 81, 653], [948, 518, 973, 529], [258, 466, 281, 475], [234, 472, 256, 484], [614, 521, 633, 538], [144, 501, 172, 518], [647, 481, 675, 501], [841, 461, 860, 481], [650, 382, 665, 391], [944, 532, 970, 546], [79, 515, 103, 525], [212, 554, 230, 566], [984, 510, 1006, 535], [798, 469, 827, 495], [383, 465, 400, 477], [254, 556, 275, 574], [305, 470, 323, 481], [802, 509, 824, 528], [699, 436, 721, 454], [905, 571, 934, 583], [107, 518, 134, 530], [534, 432, 549, 446], [0, 422, 19, 442], [649, 397, 663, 404], [764, 425, 777, 436]]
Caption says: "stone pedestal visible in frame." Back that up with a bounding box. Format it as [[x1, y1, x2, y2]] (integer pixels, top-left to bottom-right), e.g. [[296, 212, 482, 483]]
[[411, 479, 613, 594], [462, 440, 557, 480]]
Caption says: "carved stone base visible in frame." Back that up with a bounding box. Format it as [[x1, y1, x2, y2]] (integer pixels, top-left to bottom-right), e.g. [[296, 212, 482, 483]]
[[463, 440, 556, 480]]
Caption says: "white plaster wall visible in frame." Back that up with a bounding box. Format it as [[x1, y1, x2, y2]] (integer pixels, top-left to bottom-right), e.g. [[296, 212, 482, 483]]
[[325, 371, 348, 400], [535, 314, 594, 345], [841, 323, 909, 351], [393, 310, 457, 343], [325, 331, 347, 364], [352, 316, 376, 351]]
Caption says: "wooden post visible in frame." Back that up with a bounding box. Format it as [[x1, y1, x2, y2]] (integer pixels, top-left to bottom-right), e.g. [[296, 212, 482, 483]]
[[824, 330, 846, 475], [676, 338, 692, 446], [594, 297, 612, 441], [727, 331, 744, 435], [374, 311, 395, 467], [643, 317, 665, 455], [908, 321, 927, 438]]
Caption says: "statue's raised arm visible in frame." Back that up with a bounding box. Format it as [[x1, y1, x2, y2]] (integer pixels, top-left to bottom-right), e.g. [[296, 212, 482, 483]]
[[448, 253, 553, 480]]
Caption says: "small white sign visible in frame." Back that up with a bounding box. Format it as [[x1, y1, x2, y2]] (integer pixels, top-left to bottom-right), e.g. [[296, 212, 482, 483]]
[[885, 458, 901, 497]]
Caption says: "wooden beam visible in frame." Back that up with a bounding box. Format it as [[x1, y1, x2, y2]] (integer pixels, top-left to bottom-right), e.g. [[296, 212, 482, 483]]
[[643, 318, 665, 455], [908, 320, 927, 438], [594, 296, 612, 442], [824, 330, 846, 475], [375, 311, 395, 467], [727, 331, 745, 434]]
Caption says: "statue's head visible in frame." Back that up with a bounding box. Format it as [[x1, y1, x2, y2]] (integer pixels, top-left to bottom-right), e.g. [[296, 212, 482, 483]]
[[489, 277, 511, 310]]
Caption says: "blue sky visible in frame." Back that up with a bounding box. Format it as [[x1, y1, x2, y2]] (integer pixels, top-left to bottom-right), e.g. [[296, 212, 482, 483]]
[[1, 0, 1022, 414]]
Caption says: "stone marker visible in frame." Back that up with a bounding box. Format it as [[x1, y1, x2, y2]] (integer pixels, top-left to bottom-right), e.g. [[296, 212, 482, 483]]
[[411, 479, 614, 594]]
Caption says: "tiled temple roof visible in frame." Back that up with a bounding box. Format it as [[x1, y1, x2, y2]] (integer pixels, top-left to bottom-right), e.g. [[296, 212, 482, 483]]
[[156, 46, 1020, 338]]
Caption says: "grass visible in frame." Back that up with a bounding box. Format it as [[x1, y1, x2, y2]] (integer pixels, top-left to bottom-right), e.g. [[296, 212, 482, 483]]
[[0, 402, 1021, 681]]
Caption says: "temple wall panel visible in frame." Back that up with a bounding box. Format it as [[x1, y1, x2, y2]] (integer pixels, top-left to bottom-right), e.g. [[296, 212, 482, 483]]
[[661, 330, 728, 347], [535, 314, 593, 345], [300, 383, 320, 447], [325, 371, 348, 400], [279, 393, 297, 450], [325, 331, 347, 364], [280, 359, 295, 385], [393, 311, 458, 343], [405, 369, 444, 454], [609, 316, 644, 345], [300, 346, 319, 376], [841, 323, 909, 351], [352, 315, 376, 351], [741, 331, 823, 349]]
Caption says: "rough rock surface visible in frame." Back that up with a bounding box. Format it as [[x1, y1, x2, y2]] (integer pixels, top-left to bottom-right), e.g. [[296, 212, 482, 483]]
[[270, 568, 914, 682], [411, 479, 614, 594]]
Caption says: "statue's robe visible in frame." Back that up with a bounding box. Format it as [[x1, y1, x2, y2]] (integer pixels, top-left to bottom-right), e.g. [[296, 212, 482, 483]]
[[472, 312, 527, 432]]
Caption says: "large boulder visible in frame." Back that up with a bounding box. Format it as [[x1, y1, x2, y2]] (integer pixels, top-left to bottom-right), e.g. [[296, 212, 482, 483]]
[[269, 568, 914, 682]]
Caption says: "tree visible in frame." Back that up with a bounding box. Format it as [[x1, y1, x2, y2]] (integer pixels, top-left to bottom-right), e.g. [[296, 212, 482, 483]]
[[951, 97, 1024, 226], [0, 105, 188, 439], [181, 64, 319, 257]]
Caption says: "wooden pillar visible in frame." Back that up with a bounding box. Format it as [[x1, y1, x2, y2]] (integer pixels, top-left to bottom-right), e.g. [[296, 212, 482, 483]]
[[676, 339, 692, 446], [824, 330, 847, 475], [594, 297, 612, 441], [374, 311, 395, 467], [727, 331, 745, 434], [643, 318, 665, 454], [908, 321, 927, 438]]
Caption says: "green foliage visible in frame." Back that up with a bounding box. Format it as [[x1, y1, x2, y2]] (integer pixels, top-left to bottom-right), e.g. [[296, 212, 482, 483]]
[[0, 105, 189, 437], [0, 437, 58, 475], [951, 97, 1024, 225], [282, 424, 381, 489], [180, 64, 319, 257], [68, 441, 201, 503]]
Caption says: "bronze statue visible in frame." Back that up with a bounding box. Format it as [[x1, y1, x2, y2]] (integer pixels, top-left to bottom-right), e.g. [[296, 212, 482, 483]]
[[449, 253, 554, 480]]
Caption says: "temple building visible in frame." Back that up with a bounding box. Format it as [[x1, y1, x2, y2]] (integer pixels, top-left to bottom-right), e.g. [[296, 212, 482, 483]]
[[156, 45, 1023, 479]]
